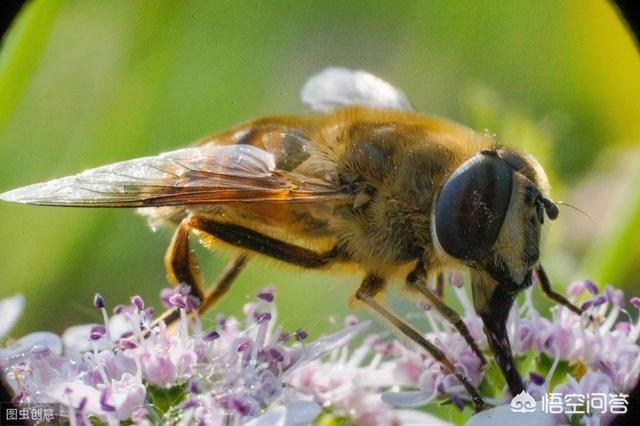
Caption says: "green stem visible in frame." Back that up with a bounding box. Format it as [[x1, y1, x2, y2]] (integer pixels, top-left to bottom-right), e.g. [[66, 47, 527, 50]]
[[0, 0, 63, 134]]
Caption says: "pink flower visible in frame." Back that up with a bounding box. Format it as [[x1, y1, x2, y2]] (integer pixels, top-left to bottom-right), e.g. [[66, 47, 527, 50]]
[[105, 373, 146, 420], [140, 353, 177, 387], [4, 279, 638, 425]]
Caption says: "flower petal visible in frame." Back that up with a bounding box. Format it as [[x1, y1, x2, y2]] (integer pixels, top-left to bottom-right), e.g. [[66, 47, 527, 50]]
[[0, 332, 62, 361], [396, 409, 452, 426], [243, 405, 287, 426], [45, 380, 103, 414], [381, 390, 436, 407], [108, 312, 135, 339], [62, 324, 101, 359], [282, 400, 321, 425], [293, 321, 370, 367]]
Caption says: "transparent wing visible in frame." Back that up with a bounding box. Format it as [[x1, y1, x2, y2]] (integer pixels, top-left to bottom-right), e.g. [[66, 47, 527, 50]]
[[0, 145, 347, 207], [300, 67, 412, 112]]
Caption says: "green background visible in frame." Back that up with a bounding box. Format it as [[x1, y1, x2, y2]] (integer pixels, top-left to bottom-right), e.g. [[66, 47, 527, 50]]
[[1, 0, 639, 339]]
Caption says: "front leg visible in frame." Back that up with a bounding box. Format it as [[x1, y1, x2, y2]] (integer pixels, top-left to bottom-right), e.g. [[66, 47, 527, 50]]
[[356, 273, 486, 412], [536, 264, 582, 315], [406, 260, 487, 366]]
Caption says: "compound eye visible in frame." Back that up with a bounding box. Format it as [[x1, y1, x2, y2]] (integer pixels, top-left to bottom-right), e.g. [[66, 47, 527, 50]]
[[434, 152, 513, 263]]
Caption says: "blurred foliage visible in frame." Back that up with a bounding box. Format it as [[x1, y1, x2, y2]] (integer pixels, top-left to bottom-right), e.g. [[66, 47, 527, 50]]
[[0, 0, 639, 338]]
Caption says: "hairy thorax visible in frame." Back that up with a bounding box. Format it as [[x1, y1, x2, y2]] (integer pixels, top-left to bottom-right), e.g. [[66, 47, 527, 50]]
[[325, 118, 477, 271]]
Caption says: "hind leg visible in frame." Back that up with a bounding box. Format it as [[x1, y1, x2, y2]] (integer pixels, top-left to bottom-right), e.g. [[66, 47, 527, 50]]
[[155, 217, 250, 326], [156, 215, 338, 326]]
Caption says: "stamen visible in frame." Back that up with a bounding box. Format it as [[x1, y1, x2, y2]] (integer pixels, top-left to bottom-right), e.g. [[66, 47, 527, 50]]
[[294, 328, 308, 342], [545, 345, 561, 385], [257, 292, 274, 303], [529, 372, 545, 386], [203, 330, 220, 342], [179, 308, 189, 338], [93, 293, 105, 309], [119, 338, 137, 350], [90, 341, 109, 384], [131, 295, 144, 311], [94, 293, 113, 344], [584, 280, 599, 295], [278, 332, 290, 343]]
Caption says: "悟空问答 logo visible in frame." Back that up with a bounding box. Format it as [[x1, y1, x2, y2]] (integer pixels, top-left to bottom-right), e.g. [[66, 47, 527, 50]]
[[510, 390, 537, 413]]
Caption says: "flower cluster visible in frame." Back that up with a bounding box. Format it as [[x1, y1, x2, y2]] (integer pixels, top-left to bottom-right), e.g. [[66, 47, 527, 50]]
[[381, 277, 640, 425], [0, 287, 438, 425], [1, 277, 639, 425]]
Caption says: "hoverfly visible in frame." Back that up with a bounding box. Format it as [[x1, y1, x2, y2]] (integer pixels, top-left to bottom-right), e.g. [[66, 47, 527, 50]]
[[1, 68, 581, 411]]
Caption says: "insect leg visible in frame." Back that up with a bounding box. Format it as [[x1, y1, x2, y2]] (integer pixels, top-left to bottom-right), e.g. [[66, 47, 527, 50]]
[[356, 274, 486, 412], [155, 216, 338, 328], [406, 261, 486, 366], [407, 273, 487, 367], [164, 217, 205, 299], [188, 216, 338, 269], [154, 253, 249, 327], [535, 264, 582, 315], [155, 217, 250, 328]]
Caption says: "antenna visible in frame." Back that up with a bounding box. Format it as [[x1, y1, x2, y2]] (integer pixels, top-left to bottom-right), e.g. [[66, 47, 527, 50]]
[[556, 201, 592, 221]]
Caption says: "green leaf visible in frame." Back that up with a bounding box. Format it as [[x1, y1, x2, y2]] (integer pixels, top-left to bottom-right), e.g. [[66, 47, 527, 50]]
[[480, 359, 505, 397], [147, 383, 188, 419], [88, 416, 107, 426], [569, 412, 585, 426], [516, 349, 537, 374], [425, 400, 473, 426], [313, 410, 355, 426]]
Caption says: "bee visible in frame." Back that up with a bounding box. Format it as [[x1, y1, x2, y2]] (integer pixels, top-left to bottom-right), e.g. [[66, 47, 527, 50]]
[[1, 68, 581, 411]]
